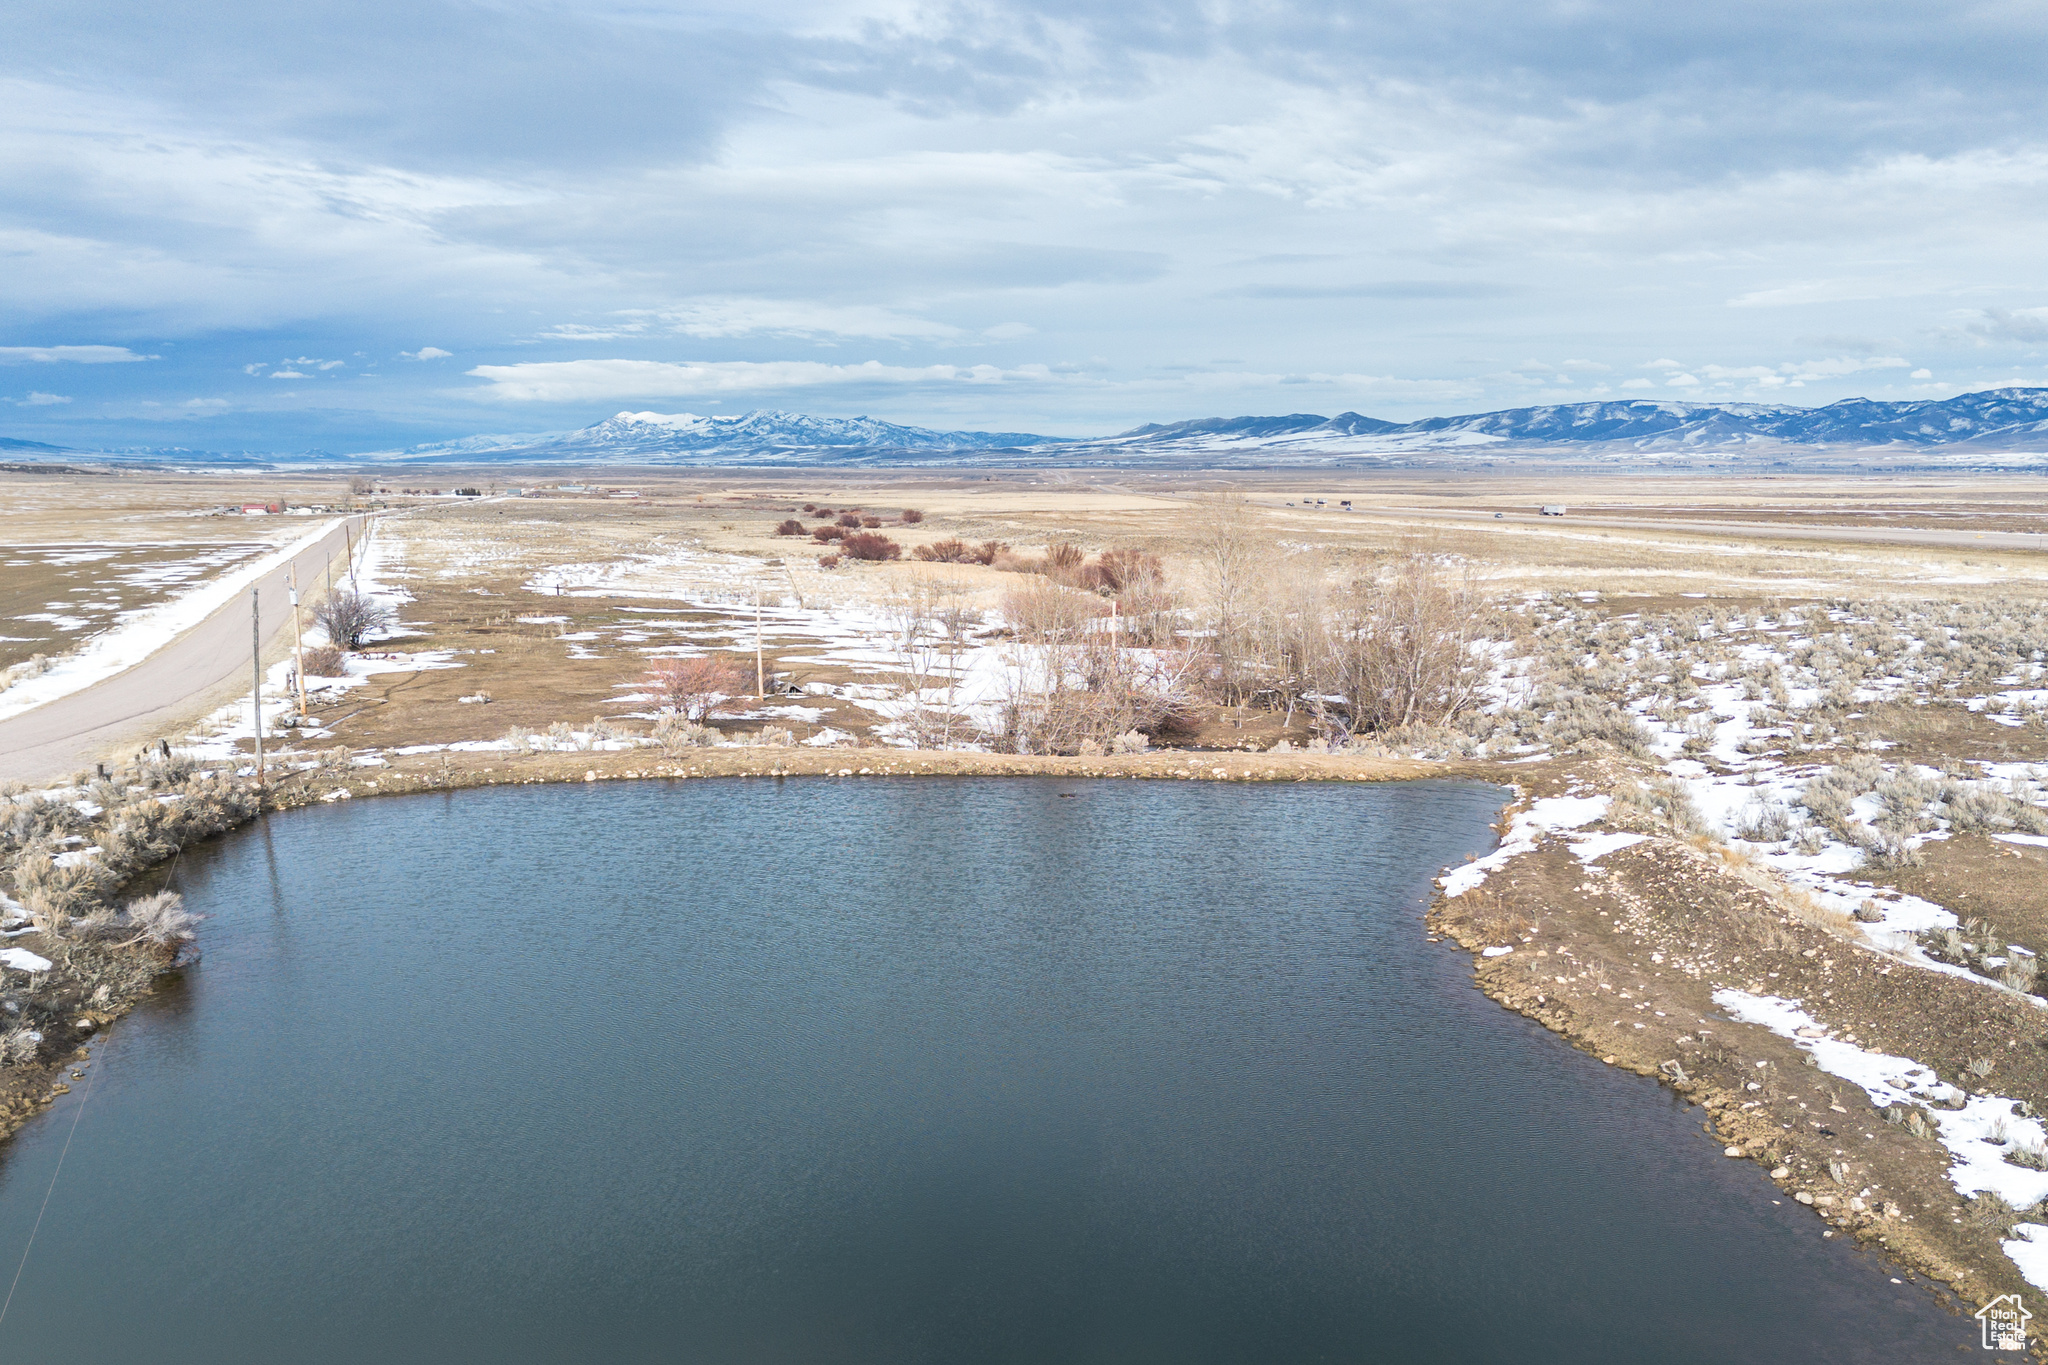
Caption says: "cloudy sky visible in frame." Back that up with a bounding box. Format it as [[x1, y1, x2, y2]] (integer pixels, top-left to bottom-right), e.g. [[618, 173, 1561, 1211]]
[[6, 0, 2048, 450]]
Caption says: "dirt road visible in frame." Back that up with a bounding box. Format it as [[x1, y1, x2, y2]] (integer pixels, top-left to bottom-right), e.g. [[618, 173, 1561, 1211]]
[[0, 517, 365, 786]]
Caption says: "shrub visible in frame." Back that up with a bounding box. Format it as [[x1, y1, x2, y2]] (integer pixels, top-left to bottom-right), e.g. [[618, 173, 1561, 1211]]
[[913, 538, 975, 563], [653, 714, 716, 752], [837, 513, 863, 528], [122, 890, 200, 948], [818, 554, 841, 568], [1095, 548, 1162, 593], [812, 508, 835, 520], [775, 519, 805, 536], [644, 654, 746, 721], [313, 589, 392, 649], [301, 644, 347, 677], [839, 532, 902, 561], [901, 508, 924, 524], [1538, 694, 1652, 756], [812, 525, 846, 542], [1610, 776, 1708, 836], [1734, 801, 1795, 842], [860, 516, 882, 528], [802, 503, 817, 512]]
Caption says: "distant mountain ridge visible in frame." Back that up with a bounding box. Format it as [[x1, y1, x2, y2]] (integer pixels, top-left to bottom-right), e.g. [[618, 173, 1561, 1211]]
[[1094, 387, 2048, 452], [385, 409, 1055, 461], [7, 387, 2048, 468]]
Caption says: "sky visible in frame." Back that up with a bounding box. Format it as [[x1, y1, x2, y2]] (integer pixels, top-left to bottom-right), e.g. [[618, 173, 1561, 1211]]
[[5, 0, 2048, 451]]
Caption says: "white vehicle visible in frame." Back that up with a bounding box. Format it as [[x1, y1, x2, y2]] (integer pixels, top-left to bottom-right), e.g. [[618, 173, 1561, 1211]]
[[1540, 504, 1567, 516]]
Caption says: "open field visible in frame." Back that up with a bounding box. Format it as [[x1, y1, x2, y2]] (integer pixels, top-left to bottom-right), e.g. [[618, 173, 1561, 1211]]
[[6, 461, 2048, 1339]]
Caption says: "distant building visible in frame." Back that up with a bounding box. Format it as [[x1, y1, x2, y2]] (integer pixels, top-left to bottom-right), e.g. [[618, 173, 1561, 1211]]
[[240, 502, 282, 515]]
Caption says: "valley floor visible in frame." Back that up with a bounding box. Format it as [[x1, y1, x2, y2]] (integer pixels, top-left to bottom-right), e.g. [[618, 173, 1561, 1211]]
[[6, 462, 2048, 1346]]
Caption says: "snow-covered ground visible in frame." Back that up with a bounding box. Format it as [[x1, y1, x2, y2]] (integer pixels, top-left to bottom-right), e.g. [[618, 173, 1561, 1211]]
[[1719, 989, 2048, 1292], [0, 519, 344, 723], [1443, 596, 2048, 1291]]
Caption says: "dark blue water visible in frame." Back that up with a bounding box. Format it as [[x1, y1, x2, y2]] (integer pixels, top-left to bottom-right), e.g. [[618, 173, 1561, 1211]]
[[0, 779, 1971, 1361]]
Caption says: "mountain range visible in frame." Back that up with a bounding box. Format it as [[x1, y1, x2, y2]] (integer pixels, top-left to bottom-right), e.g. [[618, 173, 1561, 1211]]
[[9, 387, 2048, 468], [1093, 387, 2048, 455]]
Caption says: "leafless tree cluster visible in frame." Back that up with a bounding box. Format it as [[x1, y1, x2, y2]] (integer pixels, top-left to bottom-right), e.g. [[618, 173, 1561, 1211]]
[[1172, 493, 1487, 735], [1326, 555, 1487, 731], [314, 589, 393, 649]]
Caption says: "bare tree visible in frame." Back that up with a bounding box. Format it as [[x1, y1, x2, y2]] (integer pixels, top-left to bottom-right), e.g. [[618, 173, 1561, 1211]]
[[645, 655, 745, 722], [314, 589, 393, 649], [1333, 553, 1485, 731], [1192, 489, 1264, 702], [888, 576, 977, 748]]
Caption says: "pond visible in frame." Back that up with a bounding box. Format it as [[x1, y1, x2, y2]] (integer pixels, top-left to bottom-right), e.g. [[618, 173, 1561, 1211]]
[[0, 778, 1974, 1360]]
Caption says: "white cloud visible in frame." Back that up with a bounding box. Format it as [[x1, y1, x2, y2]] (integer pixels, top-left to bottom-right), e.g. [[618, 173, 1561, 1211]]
[[1956, 307, 2048, 345], [1725, 280, 1914, 308], [14, 391, 71, 405], [661, 299, 959, 341], [401, 346, 453, 360], [1911, 367, 1933, 378], [1621, 377, 1655, 389], [270, 369, 309, 379], [463, 357, 1048, 402], [0, 345, 153, 364], [1642, 358, 1684, 371], [182, 397, 228, 408], [535, 323, 646, 341], [537, 301, 960, 343], [1666, 373, 1701, 388]]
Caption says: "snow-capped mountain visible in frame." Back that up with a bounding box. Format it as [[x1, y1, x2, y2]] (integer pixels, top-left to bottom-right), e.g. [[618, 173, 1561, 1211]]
[[1061, 388, 2048, 462], [9, 388, 2047, 469], [379, 409, 1057, 463]]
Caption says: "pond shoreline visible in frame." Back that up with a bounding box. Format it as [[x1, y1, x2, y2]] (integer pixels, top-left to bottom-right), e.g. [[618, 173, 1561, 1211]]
[[0, 747, 1443, 1152], [6, 745, 2033, 1351]]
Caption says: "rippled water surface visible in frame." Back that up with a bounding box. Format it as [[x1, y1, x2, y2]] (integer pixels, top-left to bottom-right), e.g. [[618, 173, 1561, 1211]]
[[0, 779, 1973, 1361]]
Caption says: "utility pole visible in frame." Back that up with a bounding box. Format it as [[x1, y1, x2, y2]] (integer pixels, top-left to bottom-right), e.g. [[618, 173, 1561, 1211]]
[[755, 594, 766, 698], [342, 520, 360, 593], [289, 564, 308, 719], [251, 586, 265, 784]]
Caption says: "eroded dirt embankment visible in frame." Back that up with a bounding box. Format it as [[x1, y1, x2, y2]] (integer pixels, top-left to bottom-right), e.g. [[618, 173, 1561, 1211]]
[[1431, 757, 2048, 1353]]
